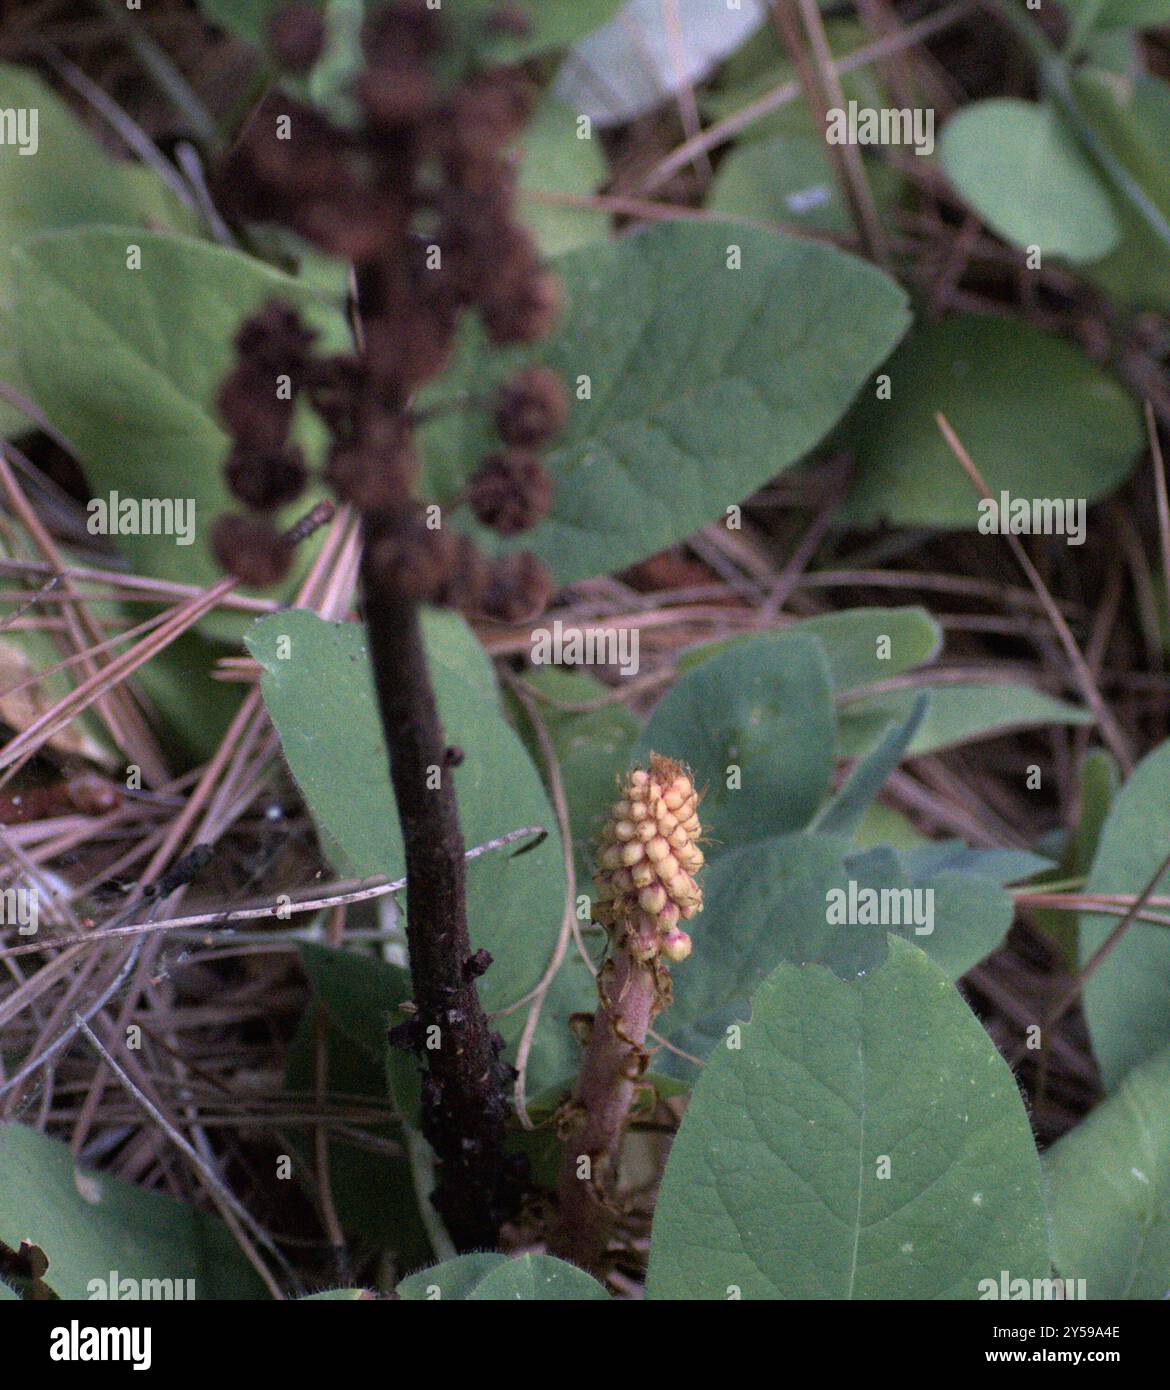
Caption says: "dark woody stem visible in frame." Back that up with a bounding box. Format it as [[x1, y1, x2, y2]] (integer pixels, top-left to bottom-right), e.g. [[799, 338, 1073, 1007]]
[[360, 539, 512, 1251]]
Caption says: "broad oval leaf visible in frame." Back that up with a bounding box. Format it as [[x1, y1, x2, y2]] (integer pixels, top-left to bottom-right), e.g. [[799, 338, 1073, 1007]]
[[420, 221, 910, 585], [14, 228, 347, 638], [646, 936, 1048, 1298], [397, 1251, 608, 1300], [0, 1121, 265, 1300], [653, 832, 1015, 1078], [632, 631, 836, 850], [1046, 1042, 1170, 1299], [517, 95, 609, 257], [0, 64, 193, 436], [837, 683, 1093, 760], [939, 99, 1119, 264], [1073, 70, 1170, 316], [678, 606, 942, 693], [842, 315, 1143, 529], [1080, 739, 1170, 1088]]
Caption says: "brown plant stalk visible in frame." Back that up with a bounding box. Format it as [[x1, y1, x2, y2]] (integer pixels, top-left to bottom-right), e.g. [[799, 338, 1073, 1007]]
[[551, 756, 704, 1275], [208, 2, 566, 1250], [361, 566, 514, 1248]]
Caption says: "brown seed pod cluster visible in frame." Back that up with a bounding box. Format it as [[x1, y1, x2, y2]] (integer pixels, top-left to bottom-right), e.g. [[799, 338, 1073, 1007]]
[[209, 1, 567, 618], [592, 755, 705, 964]]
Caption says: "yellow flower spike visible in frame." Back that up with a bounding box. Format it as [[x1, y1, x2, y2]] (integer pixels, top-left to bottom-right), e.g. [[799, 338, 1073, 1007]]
[[590, 753, 705, 957]]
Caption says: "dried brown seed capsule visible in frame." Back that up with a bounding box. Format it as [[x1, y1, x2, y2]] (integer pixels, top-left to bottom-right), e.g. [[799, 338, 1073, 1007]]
[[222, 96, 349, 212], [268, 4, 327, 72], [364, 509, 457, 602], [234, 301, 317, 374], [494, 365, 568, 447], [428, 183, 517, 302], [217, 363, 295, 452], [445, 69, 535, 166], [484, 3, 533, 37], [293, 186, 406, 264], [363, 301, 457, 390], [438, 531, 492, 611], [357, 64, 435, 129], [478, 550, 553, 622], [210, 513, 293, 588], [304, 355, 370, 440], [362, 0, 443, 64], [468, 449, 552, 535], [482, 266, 563, 346], [225, 444, 307, 512]]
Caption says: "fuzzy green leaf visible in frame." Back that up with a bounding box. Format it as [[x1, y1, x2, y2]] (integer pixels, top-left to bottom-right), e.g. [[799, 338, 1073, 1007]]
[[421, 222, 910, 585], [0, 1122, 265, 1300], [1046, 1042, 1170, 1298], [646, 937, 1048, 1298], [842, 316, 1143, 529]]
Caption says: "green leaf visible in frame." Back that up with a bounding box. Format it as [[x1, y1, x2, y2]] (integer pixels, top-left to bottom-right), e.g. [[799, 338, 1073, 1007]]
[[300, 1287, 372, 1300], [397, 1252, 505, 1300], [710, 131, 903, 239], [633, 631, 836, 851], [842, 315, 1143, 529], [397, 1251, 608, 1300], [517, 95, 608, 257], [653, 832, 1015, 1078], [296, 936, 421, 1130], [939, 99, 1119, 264], [466, 1252, 610, 1300], [1064, 0, 1170, 34], [1046, 1042, 1170, 1299], [0, 64, 194, 435], [298, 941, 411, 1063], [1073, 70, 1170, 315], [1030, 748, 1118, 970], [837, 683, 1093, 759], [814, 692, 929, 837], [646, 936, 1048, 1299], [510, 666, 639, 880], [283, 1003, 430, 1267], [1080, 739, 1170, 1088], [0, 1121, 265, 1300], [14, 229, 347, 639], [248, 609, 572, 1094], [420, 221, 910, 585], [895, 843, 1053, 885], [853, 800, 927, 850], [679, 607, 942, 693]]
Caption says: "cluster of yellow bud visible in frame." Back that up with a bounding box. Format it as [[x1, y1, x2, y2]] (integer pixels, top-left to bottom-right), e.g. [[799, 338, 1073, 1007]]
[[592, 754, 704, 963]]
